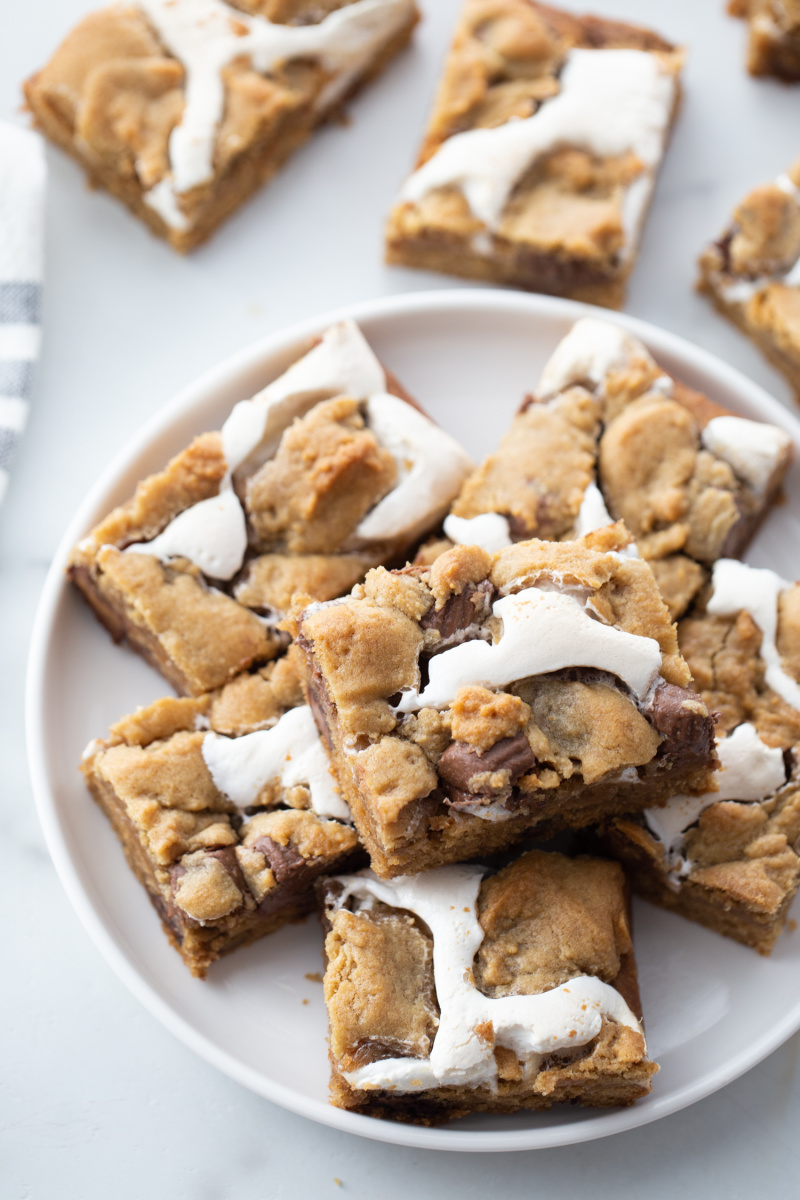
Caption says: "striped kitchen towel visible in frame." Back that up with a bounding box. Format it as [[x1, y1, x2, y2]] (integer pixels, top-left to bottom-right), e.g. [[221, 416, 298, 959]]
[[0, 122, 46, 506]]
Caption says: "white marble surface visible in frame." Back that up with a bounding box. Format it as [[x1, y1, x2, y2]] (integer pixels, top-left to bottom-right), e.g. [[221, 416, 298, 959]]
[[3, 0, 800, 1194]]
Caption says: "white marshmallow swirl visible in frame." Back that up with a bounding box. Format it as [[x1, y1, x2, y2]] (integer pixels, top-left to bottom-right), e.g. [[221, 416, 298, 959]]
[[202, 703, 349, 821], [125, 485, 247, 581], [537, 317, 660, 400], [334, 865, 643, 1093], [701, 416, 790, 497], [443, 512, 512, 555], [395, 585, 662, 712]]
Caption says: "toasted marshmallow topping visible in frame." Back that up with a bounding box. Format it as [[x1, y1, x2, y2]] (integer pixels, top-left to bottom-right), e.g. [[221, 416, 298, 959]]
[[139, 0, 415, 225], [353, 394, 474, 543], [537, 317, 660, 400], [701, 415, 791, 496], [333, 865, 642, 1093], [395, 584, 661, 712], [401, 49, 675, 240], [644, 722, 787, 864], [708, 560, 800, 712], [443, 512, 512, 555], [202, 704, 349, 821], [126, 486, 247, 581]]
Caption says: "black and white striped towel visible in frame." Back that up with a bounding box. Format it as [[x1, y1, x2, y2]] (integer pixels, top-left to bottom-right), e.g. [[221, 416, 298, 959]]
[[0, 122, 45, 506]]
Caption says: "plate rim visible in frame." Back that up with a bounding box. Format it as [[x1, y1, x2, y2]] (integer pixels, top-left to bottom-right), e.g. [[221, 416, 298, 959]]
[[26, 286, 800, 1153]]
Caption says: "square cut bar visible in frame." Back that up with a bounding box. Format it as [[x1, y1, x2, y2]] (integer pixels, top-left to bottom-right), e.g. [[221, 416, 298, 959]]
[[729, 0, 800, 79], [296, 530, 717, 878], [25, 0, 419, 251], [81, 647, 363, 977], [385, 0, 683, 308], [698, 159, 800, 396], [602, 560, 800, 954], [425, 317, 793, 622], [68, 320, 473, 696], [320, 849, 656, 1123]]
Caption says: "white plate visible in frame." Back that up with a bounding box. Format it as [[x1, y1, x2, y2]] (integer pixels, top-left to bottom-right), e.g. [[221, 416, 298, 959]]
[[26, 289, 800, 1153]]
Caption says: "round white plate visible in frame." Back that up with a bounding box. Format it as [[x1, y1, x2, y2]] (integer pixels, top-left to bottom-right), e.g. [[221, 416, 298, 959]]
[[27, 289, 800, 1152]]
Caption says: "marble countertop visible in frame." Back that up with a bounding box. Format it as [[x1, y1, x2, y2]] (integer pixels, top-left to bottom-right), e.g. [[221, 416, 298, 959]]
[[3, 0, 800, 1194]]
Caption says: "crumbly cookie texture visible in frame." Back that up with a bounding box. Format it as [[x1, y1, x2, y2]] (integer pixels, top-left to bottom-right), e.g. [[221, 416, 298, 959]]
[[68, 321, 473, 696], [729, 0, 800, 80], [297, 533, 717, 879], [321, 849, 656, 1123], [82, 646, 361, 977], [437, 318, 792, 622], [699, 158, 800, 395], [385, 0, 683, 307], [25, 0, 419, 251], [602, 570, 800, 955]]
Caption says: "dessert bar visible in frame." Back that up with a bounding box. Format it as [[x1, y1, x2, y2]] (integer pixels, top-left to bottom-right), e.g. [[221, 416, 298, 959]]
[[436, 318, 793, 620], [296, 530, 717, 878], [699, 159, 800, 394], [603, 559, 800, 954], [69, 319, 473, 695], [320, 849, 657, 1123], [25, 0, 419, 251], [82, 647, 362, 976], [385, 0, 683, 307], [729, 0, 800, 79]]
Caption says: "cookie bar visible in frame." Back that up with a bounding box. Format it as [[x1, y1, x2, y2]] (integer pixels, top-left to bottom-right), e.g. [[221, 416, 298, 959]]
[[603, 559, 800, 954], [320, 849, 656, 1123], [729, 0, 800, 79], [24, 0, 418, 251], [437, 318, 793, 621], [82, 647, 362, 976], [699, 160, 800, 394], [69, 320, 473, 695], [385, 1, 683, 307], [296, 530, 717, 878]]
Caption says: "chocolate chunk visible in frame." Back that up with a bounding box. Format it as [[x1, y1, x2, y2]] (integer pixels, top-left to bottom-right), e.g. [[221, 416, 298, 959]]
[[438, 734, 536, 794], [350, 1038, 423, 1068], [251, 835, 313, 914], [251, 836, 306, 883], [421, 581, 494, 645], [649, 683, 716, 769]]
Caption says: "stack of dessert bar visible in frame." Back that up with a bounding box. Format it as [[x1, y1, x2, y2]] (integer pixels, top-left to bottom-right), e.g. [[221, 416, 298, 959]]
[[74, 316, 799, 1126]]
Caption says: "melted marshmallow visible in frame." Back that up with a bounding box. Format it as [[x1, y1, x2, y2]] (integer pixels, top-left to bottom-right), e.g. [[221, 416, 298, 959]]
[[222, 319, 386, 474], [401, 48, 675, 236], [701, 415, 790, 496], [202, 704, 349, 821], [538, 317, 659, 400], [334, 866, 642, 1092], [573, 481, 614, 537], [443, 512, 512, 555], [396, 585, 661, 712], [708, 559, 800, 712], [126, 486, 247, 581], [644, 722, 787, 860], [353, 394, 474, 542], [139, 0, 414, 222]]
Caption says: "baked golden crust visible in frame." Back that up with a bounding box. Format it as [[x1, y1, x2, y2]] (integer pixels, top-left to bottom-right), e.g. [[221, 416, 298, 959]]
[[299, 535, 717, 878], [322, 850, 656, 1123], [26, 0, 419, 250], [385, 0, 683, 306]]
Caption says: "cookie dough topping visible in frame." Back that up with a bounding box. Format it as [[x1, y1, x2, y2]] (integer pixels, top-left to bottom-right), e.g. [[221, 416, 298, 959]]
[[203, 703, 350, 820], [400, 49, 675, 245], [708, 559, 800, 711], [332, 865, 642, 1092], [396, 584, 662, 712], [139, 0, 416, 226], [644, 721, 787, 869]]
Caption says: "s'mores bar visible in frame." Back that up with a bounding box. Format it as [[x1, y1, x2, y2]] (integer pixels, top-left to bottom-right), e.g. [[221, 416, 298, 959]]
[[699, 160, 800, 394], [603, 560, 800, 954], [296, 531, 717, 879], [320, 849, 657, 1123], [385, 1, 683, 307], [25, 0, 419, 251], [729, 0, 800, 80], [69, 320, 473, 695], [82, 647, 363, 976], [434, 318, 793, 622]]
